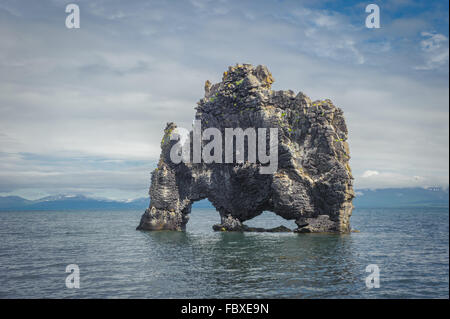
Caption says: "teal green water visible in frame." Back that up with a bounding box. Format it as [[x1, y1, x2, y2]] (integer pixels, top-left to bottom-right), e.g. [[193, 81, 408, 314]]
[[0, 207, 448, 298]]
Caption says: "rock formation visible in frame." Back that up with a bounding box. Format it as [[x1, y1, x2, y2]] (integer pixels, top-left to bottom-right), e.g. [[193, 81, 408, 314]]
[[137, 64, 354, 233]]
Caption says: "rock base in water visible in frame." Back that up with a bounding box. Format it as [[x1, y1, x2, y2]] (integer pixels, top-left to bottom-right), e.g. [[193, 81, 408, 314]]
[[212, 223, 292, 233]]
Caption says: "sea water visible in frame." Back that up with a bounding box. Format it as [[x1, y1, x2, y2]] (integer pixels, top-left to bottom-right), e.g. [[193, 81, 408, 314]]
[[0, 207, 448, 298]]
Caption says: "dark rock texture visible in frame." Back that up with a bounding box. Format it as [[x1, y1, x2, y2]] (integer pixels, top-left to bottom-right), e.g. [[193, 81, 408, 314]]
[[137, 64, 354, 233]]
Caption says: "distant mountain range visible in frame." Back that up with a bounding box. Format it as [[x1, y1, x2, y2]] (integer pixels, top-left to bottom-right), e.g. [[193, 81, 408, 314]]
[[353, 187, 449, 208], [0, 195, 149, 211], [0, 187, 448, 211]]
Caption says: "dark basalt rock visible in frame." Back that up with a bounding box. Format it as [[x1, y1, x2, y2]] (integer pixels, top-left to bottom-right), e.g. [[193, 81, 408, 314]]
[[137, 64, 354, 233]]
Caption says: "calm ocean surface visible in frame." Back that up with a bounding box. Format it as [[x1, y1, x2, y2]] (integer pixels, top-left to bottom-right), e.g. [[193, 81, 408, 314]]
[[0, 207, 448, 298]]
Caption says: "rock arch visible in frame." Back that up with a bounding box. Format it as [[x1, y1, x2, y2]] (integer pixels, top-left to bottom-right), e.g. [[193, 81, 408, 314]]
[[137, 64, 354, 233]]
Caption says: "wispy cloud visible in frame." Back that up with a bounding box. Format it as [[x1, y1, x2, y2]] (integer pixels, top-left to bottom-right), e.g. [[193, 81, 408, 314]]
[[415, 32, 449, 70], [357, 170, 448, 189], [0, 0, 448, 199]]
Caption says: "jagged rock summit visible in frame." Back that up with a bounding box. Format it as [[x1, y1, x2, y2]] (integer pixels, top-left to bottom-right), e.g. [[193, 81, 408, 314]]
[[137, 64, 354, 233]]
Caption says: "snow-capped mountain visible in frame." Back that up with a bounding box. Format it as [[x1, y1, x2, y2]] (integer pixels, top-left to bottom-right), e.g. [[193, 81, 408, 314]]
[[0, 194, 149, 211]]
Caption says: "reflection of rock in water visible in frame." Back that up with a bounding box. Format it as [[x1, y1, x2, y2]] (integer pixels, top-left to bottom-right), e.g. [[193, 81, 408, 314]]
[[137, 64, 354, 233], [213, 224, 292, 233]]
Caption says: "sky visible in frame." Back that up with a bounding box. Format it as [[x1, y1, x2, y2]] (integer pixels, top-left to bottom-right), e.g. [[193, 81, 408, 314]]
[[0, 0, 448, 200]]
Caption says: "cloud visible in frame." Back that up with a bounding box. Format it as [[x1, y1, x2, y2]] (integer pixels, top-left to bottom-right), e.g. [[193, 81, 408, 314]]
[[0, 152, 155, 200], [0, 0, 448, 199], [415, 32, 449, 70], [357, 170, 449, 189], [362, 170, 380, 178]]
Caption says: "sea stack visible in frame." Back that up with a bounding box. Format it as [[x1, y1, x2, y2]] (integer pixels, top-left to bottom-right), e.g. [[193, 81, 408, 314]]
[[137, 64, 354, 233]]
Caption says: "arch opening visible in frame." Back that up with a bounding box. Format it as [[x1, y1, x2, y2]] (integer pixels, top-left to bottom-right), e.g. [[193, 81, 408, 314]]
[[187, 199, 296, 233], [244, 211, 297, 230], [186, 199, 220, 232]]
